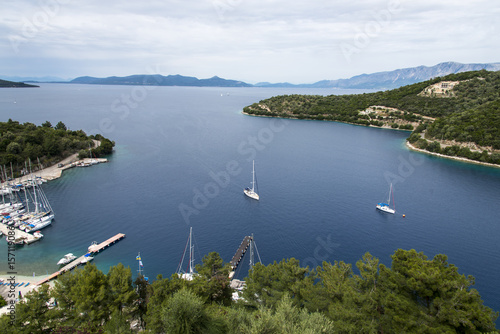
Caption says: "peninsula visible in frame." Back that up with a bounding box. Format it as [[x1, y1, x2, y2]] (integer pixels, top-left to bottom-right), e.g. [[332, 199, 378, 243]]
[[243, 70, 500, 167], [0, 120, 114, 180], [0, 79, 38, 88]]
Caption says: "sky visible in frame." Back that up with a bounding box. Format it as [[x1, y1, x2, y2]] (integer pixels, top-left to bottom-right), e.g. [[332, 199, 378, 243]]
[[1, 0, 499, 83]]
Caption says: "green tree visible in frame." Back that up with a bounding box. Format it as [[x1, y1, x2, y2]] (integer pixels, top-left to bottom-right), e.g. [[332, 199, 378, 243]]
[[161, 288, 223, 334], [243, 258, 311, 309], [107, 263, 135, 314], [3, 285, 57, 333], [52, 263, 111, 327], [55, 121, 67, 131], [6, 142, 22, 155], [42, 121, 52, 128], [192, 252, 233, 305]]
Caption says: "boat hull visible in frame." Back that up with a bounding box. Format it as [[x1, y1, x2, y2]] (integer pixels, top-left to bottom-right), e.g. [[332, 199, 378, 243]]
[[376, 204, 395, 214], [244, 189, 259, 200]]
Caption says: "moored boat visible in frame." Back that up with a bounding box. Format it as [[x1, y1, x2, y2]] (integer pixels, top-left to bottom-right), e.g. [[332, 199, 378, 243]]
[[57, 253, 76, 265]]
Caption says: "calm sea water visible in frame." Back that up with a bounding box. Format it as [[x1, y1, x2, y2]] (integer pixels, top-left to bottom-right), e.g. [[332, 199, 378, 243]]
[[1, 84, 500, 315]]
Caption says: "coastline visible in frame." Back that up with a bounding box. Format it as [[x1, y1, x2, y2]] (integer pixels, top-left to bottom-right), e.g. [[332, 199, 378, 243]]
[[241, 111, 413, 132], [242, 111, 500, 169], [10, 140, 107, 184], [405, 141, 500, 169]]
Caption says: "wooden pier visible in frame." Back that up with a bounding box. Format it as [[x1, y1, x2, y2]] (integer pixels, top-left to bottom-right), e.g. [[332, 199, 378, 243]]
[[36, 233, 126, 286], [230, 236, 252, 271]]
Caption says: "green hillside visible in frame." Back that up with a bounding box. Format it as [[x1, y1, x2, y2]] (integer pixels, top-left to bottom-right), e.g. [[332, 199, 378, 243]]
[[244, 70, 500, 165]]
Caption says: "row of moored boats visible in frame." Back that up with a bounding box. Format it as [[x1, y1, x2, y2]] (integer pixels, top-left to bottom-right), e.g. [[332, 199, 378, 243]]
[[1, 176, 54, 244]]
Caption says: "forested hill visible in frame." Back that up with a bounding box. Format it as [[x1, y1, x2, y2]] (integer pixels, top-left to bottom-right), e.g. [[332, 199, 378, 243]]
[[0, 79, 38, 88], [0, 120, 114, 178], [244, 70, 500, 165], [0, 249, 497, 332]]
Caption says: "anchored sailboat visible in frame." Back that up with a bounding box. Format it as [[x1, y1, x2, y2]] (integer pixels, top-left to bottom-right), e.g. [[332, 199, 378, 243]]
[[376, 183, 395, 214], [244, 160, 259, 200], [177, 227, 196, 280]]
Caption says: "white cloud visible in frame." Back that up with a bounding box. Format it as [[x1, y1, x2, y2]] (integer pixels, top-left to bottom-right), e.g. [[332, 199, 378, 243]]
[[1, 0, 499, 82]]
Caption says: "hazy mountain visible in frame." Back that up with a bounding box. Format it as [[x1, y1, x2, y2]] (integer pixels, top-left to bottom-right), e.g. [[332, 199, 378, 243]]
[[257, 62, 500, 89], [70, 74, 252, 87], [0, 75, 69, 83], [10, 61, 500, 89]]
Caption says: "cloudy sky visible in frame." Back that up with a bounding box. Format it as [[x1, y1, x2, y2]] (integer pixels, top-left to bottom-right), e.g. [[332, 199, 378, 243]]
[[1, 0, 498, 83]]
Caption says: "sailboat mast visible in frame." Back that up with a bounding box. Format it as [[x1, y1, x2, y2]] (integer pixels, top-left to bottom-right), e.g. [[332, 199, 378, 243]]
[[388, 183, 392, 205], [252, 160, 255, 192], [189, 227, 194, 274]]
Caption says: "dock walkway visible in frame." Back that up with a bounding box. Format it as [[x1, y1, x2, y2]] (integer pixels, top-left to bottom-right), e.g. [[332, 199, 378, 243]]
[[36, 233, 125, 286], [0, 224, 38, 244], [228, 236, 253, 280]]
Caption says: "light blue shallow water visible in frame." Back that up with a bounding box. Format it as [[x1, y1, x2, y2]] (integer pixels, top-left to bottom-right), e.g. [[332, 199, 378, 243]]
[[1, 84, 499, 315]]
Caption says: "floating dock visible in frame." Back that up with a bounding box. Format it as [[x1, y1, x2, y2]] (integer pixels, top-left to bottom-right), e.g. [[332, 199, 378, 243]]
[[36, 233, 126, 286], [0, 224, 39, 244]]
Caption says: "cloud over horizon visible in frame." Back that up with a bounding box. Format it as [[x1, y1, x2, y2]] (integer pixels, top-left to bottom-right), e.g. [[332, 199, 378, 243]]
[[1, 0, 499, 83]]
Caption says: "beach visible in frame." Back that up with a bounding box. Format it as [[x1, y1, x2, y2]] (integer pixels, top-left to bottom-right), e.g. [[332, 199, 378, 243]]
[[0, 274, 54, 315], [405, 141, 500, 169]]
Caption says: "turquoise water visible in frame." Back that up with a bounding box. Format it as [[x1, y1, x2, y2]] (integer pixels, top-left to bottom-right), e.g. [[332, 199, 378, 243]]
[[1, 84, 500, 315]]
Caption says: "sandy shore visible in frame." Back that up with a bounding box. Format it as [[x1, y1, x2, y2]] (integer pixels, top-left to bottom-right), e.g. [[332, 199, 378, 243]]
[[0, 274, 54, 315], [406, 141, 500, 169], [11, 139, 105, 183]]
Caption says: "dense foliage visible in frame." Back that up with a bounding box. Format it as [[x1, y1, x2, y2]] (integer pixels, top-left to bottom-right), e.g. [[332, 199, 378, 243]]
[[1, 249, 497, 333], [244, 70, 500, 164], [0, 119, 114, 178]]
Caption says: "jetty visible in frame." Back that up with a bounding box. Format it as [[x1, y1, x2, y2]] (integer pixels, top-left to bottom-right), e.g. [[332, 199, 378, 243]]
[[36, 233, 126, 285], [229, 236, 252, 279], [0, 224, 39, 245]]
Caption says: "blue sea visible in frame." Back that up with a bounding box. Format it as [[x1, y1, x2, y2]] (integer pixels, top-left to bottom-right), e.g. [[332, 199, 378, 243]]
[[1, 84, 500, 315]]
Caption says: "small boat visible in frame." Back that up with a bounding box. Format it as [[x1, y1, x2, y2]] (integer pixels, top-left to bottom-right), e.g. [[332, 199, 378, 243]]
[[33, 231, 43, 239], [244, 160, 259, 200], [80, 253, 94, 264], [88, 241, 98, 252], [57, 253, 76, 265], [376, 183, 396, 214]]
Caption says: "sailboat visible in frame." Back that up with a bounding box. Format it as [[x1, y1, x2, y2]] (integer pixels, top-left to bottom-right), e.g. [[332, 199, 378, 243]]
[[376, 183, 395, 214], [244, 160, 259, 200], [177, 227, 196, 281]]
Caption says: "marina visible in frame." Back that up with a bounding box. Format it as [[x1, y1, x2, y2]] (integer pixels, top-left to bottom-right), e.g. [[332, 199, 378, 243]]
[[1, 85, 499, 318], [35, 233, 126, 286]]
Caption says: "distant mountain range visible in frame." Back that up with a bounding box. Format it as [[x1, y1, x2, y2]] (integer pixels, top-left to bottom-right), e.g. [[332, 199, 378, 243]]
[[3, 61, 500, 89], [69, 74, 252, 87], [254, 62, 500, 89]]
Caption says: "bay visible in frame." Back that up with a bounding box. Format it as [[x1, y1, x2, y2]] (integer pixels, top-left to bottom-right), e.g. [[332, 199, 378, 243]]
[[1, 84, 499, 315]]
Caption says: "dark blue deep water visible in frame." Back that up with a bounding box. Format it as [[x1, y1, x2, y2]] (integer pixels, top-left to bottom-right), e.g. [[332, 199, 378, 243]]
[[1, 84, 500, 315]]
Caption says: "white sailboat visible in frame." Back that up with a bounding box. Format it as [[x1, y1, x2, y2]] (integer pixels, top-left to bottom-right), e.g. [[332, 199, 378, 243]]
[[244, 160, 259, 200], [376, 183, 395, 214], [177, 227, 196, 281]]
